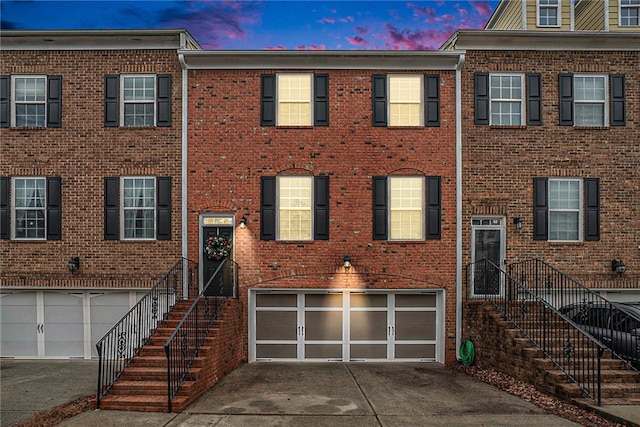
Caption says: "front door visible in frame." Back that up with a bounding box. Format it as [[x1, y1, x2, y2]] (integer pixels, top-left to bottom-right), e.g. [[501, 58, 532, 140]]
[[202, 224, 233, 296], [471, 217, 505, 296]]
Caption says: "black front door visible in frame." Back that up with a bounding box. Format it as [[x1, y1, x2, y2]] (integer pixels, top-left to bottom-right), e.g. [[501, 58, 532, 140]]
[[202, 226, 233, 296]]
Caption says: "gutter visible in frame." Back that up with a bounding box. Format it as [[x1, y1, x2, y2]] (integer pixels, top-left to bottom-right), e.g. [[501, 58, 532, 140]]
[[455, 52, 466, 362], [179, 51, 189, 298]]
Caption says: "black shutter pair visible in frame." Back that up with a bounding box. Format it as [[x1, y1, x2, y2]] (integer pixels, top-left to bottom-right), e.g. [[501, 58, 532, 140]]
[[260, 74, 329, 126], [0, 177, 61, 240], [260, 176, 329, 240], [104, 75, 172, 127], [475, 73, 541, 125], [372, 75, 440, 127], [0, 75, 62, 128], [533, 177, 600, 241], [559, 73, 626, 126], [104, 177, 172, 240], [372, 176, 441, 240]]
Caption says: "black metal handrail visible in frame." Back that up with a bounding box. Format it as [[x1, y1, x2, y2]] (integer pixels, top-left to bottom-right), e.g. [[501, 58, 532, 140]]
[[164, 258, 238, 412], [95, 258, 197, 408], [466, 259, 608, 405]]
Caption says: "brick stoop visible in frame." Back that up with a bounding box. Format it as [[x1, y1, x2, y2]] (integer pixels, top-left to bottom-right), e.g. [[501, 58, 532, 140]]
[[98, 298, 245, 413]]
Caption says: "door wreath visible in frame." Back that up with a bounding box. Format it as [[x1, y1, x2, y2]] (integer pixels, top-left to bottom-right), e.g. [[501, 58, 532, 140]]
[[204, 235, 231, 260]]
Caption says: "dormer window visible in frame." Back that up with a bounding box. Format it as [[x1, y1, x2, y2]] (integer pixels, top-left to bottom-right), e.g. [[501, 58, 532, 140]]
[[620, 0, 640, 26], [538, 0, 560, 27]]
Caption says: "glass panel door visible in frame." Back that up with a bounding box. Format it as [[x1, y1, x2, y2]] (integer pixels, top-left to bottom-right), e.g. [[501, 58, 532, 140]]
[[471, 218, 505, 296]]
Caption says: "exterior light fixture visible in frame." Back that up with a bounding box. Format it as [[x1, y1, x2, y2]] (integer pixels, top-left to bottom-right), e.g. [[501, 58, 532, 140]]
[[239, 216, 247, 229], [513, 217, 523, 229], [611, 259, 626, 276], [68, 257, 80, 274], [343, 254, 352, 272]]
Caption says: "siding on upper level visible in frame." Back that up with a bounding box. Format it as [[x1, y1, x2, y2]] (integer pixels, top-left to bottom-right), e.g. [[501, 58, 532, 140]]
[[575, 0, 606, 30]]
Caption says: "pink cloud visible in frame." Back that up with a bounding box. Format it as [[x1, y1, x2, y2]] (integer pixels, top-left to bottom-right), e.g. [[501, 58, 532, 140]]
[[383, 23, 450, 50], [296, 44, 327, 50], [319, 17, 335, 24], [346, 35, 371, 48], [472, 1, 494, 16], [265, 45, 286, 50], [407, 3, 437, 19]]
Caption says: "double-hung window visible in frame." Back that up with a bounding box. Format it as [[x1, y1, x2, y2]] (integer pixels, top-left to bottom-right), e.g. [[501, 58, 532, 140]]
[[489, 74, 524, 126], [104, 74, 172, 127], [475, 73, 541, 126], [122, 177, 156, 239], [548, 179, 581, 241], [538, 0, 560, 27], [260, 73, 328, 127], [559, 73, 625, 127], [0, 75, 62, 128], [574, 75, 607, 126], [122, 75, 156, 127], [620, 0, 640, 26], [372, 74, 440, 127], [389, 75, 423, 127]]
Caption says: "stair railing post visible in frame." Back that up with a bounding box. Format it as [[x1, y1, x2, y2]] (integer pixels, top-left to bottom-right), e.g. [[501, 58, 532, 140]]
[[165, 343, 172, 413]]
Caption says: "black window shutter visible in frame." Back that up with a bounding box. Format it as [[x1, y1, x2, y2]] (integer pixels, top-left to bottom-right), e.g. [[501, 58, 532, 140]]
[[314, 176, 329, 240], [156, 74, 172, 127], [104, 177, 120, 240], [425, 75, 440, 127], [426, 176, 441, 239], [46, 177, 62, 240], [260, 75, 276, 126], [314, 74, 329, 126], [0, 177, 9, 239], [474, 72, 489, 125], [372, 177, 388, 240], [104, 75, 119, 127], [260, 176, 276, 240], [0, 76, 9, 128], [372, 75, 387, 127], [559, 73, 574, 126], [46, 75, 62, 128], [585, 178, 600, 241], [610, 74, 625, 126], [526, 73, 542, 126], [533, 178, 548, 240], [156, 177, 171, 240]]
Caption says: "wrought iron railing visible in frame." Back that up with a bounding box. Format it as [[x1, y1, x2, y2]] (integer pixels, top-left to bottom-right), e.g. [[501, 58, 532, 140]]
[[466, 259, 609, 405], [95, 258, 197, 408], [164, 258, 238, 412]]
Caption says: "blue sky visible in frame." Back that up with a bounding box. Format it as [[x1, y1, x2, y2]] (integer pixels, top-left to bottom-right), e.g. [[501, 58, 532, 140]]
[[1, 1, 498, 50]]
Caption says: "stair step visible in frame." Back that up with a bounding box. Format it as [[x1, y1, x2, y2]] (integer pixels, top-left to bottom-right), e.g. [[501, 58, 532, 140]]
[[99, 394, 189, 412]]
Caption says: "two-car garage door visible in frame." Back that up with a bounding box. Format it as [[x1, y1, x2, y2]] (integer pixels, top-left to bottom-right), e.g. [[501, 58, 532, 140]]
[[250, 290, 443, 362]]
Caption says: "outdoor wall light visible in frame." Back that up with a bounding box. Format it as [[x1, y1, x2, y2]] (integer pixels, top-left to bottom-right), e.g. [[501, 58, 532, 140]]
[[343, 254, 352, 272], [68, 257, 80, 274], [611, 259, 626, 276], [239, 216, 247, 229], [513, 217, 523, 229]]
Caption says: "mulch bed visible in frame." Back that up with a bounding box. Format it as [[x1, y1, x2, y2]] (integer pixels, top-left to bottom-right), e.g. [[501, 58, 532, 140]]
[[11, 396, 94, 427]]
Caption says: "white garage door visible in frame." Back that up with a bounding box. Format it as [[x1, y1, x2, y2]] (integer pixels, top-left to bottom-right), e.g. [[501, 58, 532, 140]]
[[250, 290, 442, 362], [0, 292, 38, 357]]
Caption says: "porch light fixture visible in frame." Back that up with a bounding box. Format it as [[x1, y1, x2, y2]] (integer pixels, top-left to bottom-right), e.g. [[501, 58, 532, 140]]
[[239, 216, 247, 229], [611, 259, 626, 276], [68, 257, 80, 274], [513, 217, 523, 229], [343, 254, 352, 272]]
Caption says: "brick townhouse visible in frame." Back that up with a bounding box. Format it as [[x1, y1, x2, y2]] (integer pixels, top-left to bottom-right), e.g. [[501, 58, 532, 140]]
[[0, 30, 199, 359], [180, 51, 462, 363]]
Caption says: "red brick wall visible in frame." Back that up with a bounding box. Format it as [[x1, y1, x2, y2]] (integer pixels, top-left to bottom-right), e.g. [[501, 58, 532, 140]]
[[186, 68, 459, 362], [461, 50, 640, 289], [0, 49, 183, 288]]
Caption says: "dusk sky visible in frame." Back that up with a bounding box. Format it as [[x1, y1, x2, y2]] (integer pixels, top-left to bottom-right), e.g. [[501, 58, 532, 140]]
[[0, 1, 498, 50]]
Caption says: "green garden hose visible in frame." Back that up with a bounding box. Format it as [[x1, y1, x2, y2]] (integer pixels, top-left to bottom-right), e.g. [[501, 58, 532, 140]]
[[459, 339, 475, 366]]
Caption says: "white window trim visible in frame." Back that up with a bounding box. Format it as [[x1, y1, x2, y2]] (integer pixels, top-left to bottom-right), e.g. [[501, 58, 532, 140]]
[[11, 176, 47, 240], [574, 73, 608, 127], [548, 178, 582, 242], [119, 74, 156, 127], [276, 176, 314, 241], [489, 73, 525, 126], [620, 0, 640, 26], [275, 73, 314, 127], [387, 74, 424, 127], [120, 176, 157, 241], [10, 75, 47, 128], [537, 0, 561, 27], [388, 176, 425, 241]]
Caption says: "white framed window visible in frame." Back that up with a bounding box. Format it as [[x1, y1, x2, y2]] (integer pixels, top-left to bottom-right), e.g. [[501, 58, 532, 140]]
[[277, 74, 313, 126], [574, 74, 607, 127], [11, 75, 46, 127], [277, 176, 313, 241], [122, 177, 156, 239], [389, 176, 424, 240], [389, 75, 423, 127], [121, 75, 156, 127], [12, 177, 46, 239], [489, 74, 524, 125], [548, 178, 581, 242], [538, 0, 560, 27], [620, 0, 640, 26]]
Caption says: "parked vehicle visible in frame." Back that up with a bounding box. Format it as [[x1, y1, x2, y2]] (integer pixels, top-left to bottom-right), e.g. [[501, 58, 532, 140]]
[[560, 302, 640, 368]]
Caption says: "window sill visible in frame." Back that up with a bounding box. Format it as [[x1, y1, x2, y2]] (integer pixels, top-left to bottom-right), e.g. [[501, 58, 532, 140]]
[[547, 241, 585, 246], [386, 240, 427, 244], [274, 126, 314, 129], [275, 240, 314, 245], [387, 126, 424, 130], [573, 126, 610, 130], [489, 125, 526, 129]]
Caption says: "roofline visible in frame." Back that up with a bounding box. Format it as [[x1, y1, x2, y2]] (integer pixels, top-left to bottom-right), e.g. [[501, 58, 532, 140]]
[[0, 29, 202, 50], [178, 50, 464, 70], [453, 30, 640, 51], [484, 0, 510, 29]]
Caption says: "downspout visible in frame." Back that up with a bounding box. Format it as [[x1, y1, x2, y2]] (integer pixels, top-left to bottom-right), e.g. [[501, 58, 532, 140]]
[[179, 51, 189, 298], [455, 52, 465, 362]]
